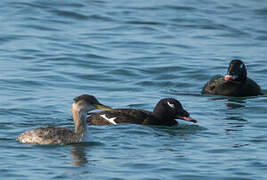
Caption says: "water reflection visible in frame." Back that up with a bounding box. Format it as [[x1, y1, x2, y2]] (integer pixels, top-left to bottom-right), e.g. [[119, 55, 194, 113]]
[[150, 124, 204, 138], [224, 116, 247, 122], [209, 96, 247, 109], [225, 101, 246, 109], [225, 97, 246, 109], [224, 116, 248, 134], [70, 145, 88, 167], [224, 97, 248, 133], [69, 142, 103, 167], [232, 143, 249, 148]]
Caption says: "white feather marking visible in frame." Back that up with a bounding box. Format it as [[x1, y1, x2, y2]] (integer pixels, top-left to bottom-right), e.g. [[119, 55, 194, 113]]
[[100, 114, 117, 125], [240, 64, 243, 69], [167, 101, 175, 108]]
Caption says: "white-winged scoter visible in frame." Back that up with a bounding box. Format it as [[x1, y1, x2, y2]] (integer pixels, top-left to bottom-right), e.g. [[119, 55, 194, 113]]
[[87, 98, 197, 126]]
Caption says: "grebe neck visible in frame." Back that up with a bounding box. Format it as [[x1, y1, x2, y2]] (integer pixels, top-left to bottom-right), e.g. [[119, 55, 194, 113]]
[[72, 104, 91, 142]]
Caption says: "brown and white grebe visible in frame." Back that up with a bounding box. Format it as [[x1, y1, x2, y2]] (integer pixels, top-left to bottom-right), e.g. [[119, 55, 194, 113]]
[[17, 94, 111, 145]]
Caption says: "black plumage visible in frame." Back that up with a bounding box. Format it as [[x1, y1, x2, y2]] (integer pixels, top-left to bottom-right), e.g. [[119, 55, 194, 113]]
[[202, 59, 263, 96], [87, 98, 197, 126]]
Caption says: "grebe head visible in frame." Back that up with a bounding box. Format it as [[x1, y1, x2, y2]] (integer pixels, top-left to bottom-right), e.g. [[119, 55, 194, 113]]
[[73, 94, 112, 112]]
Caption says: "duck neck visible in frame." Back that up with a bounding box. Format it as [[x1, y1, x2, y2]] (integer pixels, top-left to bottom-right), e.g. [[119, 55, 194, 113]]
[[72, 105, 90, 141]]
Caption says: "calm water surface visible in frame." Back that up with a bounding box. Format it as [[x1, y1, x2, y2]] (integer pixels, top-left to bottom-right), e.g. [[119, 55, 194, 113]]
[[1, 0, 267, 179]]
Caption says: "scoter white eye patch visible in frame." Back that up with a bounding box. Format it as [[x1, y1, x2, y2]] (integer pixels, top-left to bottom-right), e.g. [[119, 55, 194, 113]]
[[167, 101, 175, 108]]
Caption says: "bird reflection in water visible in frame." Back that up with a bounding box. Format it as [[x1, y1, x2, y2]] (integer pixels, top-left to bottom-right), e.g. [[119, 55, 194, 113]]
[[225, 97, 246, 110], [223, 97, 249, 134], [70, 145, 88, 167]]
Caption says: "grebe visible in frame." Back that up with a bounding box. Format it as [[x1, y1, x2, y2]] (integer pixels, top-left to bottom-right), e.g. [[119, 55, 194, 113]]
[[202, 59, 263, 96], [17, 94, 111, 145], [87, 98, 197, 126]]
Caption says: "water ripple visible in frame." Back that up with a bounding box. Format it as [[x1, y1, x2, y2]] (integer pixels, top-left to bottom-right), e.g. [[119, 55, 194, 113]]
[[1, 0, 267, 179]]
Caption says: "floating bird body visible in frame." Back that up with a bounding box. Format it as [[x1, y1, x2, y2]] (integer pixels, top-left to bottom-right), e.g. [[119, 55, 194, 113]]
[[88, 98, 197, 126], [202, 59, 262, 96], [17, 94, 111, 145]]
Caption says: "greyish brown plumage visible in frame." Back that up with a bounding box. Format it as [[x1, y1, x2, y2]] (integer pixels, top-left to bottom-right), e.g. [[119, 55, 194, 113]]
[[17, 126, 80, 145], [16, 94, 111, 145]]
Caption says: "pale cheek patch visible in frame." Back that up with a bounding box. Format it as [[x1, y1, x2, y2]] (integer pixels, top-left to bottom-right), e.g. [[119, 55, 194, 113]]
[[100, 114, 117, 125], [167, 101, 175, 109]]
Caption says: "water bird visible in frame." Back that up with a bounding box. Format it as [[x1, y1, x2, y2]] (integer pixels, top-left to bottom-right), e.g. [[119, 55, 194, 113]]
[[87, 98, 197, 126], [17, 94, 111, 145], [201, 59, 263, 96]]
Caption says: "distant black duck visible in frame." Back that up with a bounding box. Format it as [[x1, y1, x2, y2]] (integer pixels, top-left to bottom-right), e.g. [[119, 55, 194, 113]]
[[202, 59, 263, 96]]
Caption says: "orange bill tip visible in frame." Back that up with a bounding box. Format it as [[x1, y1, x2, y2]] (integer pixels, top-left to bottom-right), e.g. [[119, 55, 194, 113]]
[[224, 76, 230, 81]]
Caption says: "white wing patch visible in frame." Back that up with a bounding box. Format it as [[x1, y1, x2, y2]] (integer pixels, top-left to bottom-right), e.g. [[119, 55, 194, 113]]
[[167, 101, 175, 109], [100, 114, 117, 125], [240, 64, 243, 69]]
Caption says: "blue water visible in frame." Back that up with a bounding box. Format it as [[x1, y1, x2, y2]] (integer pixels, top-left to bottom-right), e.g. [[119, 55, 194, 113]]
[[1, 0, 267, 179]]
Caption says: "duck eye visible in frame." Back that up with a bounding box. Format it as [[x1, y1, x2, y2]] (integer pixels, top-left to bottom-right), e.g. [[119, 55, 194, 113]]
[[167, 101, 175, 109]]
